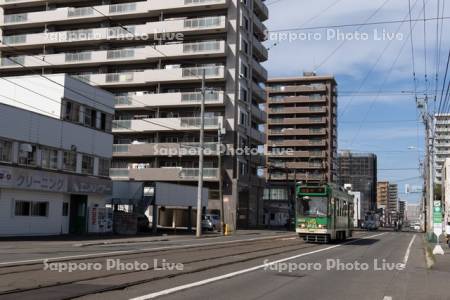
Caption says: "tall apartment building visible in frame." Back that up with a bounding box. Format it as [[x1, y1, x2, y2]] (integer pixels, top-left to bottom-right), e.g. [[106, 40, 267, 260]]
[[0, 0, 269, 229], [337, 151, 377, 214], [264, 73, 337, 225], [434, 114, 450, 183], [265, 73, 338, 182], [0, 74, 114, 236], [377, 181, 389, 209]]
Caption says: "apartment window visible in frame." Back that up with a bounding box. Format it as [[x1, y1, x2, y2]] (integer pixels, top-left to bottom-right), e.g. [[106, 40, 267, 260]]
[[240, 111, 248, 126], [0, 139, 12, 163], [18, 143, 37, 166], [41, 147, 58, 170], [84, 107, 97, 128], [62, 203, 69, 217], [82, 155, 94, 175], [240, 62, 249, 79], [98, 158, 110, 177], [243, 16, 250, 31], [15, 201, 48, 217], [242, 39, 249, 54], [240, 87, 248, 102], [63, 151, 77, 172], [239, 162, 248, 176], [63, 100, 81, 123]]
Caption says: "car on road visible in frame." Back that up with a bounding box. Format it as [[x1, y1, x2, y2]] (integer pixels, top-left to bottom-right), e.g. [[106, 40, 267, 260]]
[[202, 214, 220, 231]]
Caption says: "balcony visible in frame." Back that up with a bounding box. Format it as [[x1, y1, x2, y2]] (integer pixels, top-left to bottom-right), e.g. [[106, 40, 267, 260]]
[[0, 0, 228, 28], [115, 91, 225, 109], [113, 142, 220, 157], [0, 16, 227, 49], [251, 105, 267, 123], [252, 35, 268, 62], [268, 106, 327, 115], [268, 95, 327, 104], [252, 12, 267, 39], [248, 127, 266, 144], [75, 66, 225, 87], [0, 41, 226, 70], [112, 116, 224, 132], [268, 117, 327, 125], [269, 140, 327, 147], [268, 128, 327, 136], [285, 162, 325, 169], [267, 84, 327, 94], [268, 150, 326, 158], [269, 173, 326, 181], [253, 0, 269, 21], [252, 81, 266, 102], [252, 57, 268, 81], [110, 167, 219, 181]]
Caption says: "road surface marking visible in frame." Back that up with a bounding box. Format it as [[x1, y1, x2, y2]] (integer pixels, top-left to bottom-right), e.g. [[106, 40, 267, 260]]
[[0, 234, 296, 267], [403, 234, 416, 266], [383, 296, 393, 300], [130, 233, 386, 300], [280, 237, 297, 241]]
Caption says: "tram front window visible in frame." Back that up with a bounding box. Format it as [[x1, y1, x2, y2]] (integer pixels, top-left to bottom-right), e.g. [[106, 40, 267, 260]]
[[297, 196, 328, 217]]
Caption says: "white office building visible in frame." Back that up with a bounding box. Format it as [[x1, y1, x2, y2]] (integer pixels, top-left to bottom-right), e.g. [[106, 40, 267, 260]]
[[0, 74, 114, 236]]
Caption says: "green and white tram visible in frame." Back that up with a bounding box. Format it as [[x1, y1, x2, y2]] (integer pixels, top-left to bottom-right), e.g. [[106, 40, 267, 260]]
[[296, 183, 354, 243]]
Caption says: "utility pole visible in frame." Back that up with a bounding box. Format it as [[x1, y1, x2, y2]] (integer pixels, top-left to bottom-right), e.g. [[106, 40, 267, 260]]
[[196, 69, 206, 238], [218, 125, 225, 234]]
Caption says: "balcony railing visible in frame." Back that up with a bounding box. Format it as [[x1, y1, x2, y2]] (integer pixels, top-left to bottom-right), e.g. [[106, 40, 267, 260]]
[[4, 13, 27, 23], [184, 16, 222, 28], [182, 65, 222, 77], [1, 56, 24, 66], [180, 168, 218, 178], [65, 51, 92, 62], [106, 72, 134, 83], [2, 34, 26, 44], [106, 48, 135, 59], [68, 7, 94, 17], [181, 91, 221, 102], [109, 3, 137, 14], [180, 117, 220, 127], [183, 41, 221, 53]]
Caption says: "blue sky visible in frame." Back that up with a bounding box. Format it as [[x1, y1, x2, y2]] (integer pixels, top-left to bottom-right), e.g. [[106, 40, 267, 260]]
[[263, 0, 450, 204]]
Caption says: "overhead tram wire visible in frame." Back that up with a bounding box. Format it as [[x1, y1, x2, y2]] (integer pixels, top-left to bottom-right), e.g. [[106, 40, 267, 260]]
[[268, 15, 450, 33], [423, 0, 429, 99], [348, 1, 427, 146], [0, 23, 230, 138], [438, 50, 450, 114], [339, 0, 420, 118], [0, 55, 220, 139], [313, 0, 392, 73], [435, 0, 446, 113], [409, 0, 419, 102], [267, 0, 345, 51]]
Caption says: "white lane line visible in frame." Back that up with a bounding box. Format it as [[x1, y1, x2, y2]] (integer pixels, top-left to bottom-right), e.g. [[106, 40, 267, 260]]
[[403, 234, 416, 266], [129, 233, 386, 300], [383, 296, 393, 300], [0, 234, 296, 267]]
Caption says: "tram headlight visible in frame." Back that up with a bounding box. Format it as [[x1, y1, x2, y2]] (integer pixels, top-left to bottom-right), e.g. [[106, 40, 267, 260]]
[[300, 223, 306, 228]]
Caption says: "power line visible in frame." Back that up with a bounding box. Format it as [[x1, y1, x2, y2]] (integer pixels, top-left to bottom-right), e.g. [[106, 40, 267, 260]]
[[313, 0, 392, 72], [347, 0, 425, 146], [268, 15, 450, 33]]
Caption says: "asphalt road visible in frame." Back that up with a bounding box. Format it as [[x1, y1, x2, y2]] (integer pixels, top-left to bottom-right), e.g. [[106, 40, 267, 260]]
[[0, 231, 446, 300]]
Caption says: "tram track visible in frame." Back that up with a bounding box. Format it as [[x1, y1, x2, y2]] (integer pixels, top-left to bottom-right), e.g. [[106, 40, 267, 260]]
[[0, 237, 320, 299]]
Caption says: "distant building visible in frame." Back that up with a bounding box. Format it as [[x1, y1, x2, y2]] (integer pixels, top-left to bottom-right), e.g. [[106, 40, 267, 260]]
[[0, 75, 115, 236], [337, 151, 377, 215], [388, 183, 399, 225], [434, 114, 450, 183], [376, 181, 399, 226], [398, 200, 406, 222], [440, 158, 450, 235], [344, 184, 362, 227], [406, 203, 421, 223]]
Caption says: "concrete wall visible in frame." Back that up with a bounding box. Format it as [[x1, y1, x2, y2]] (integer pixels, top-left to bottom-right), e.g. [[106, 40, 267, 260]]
[[0, 188, 70, 236], [0, 103, 113, 158]]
